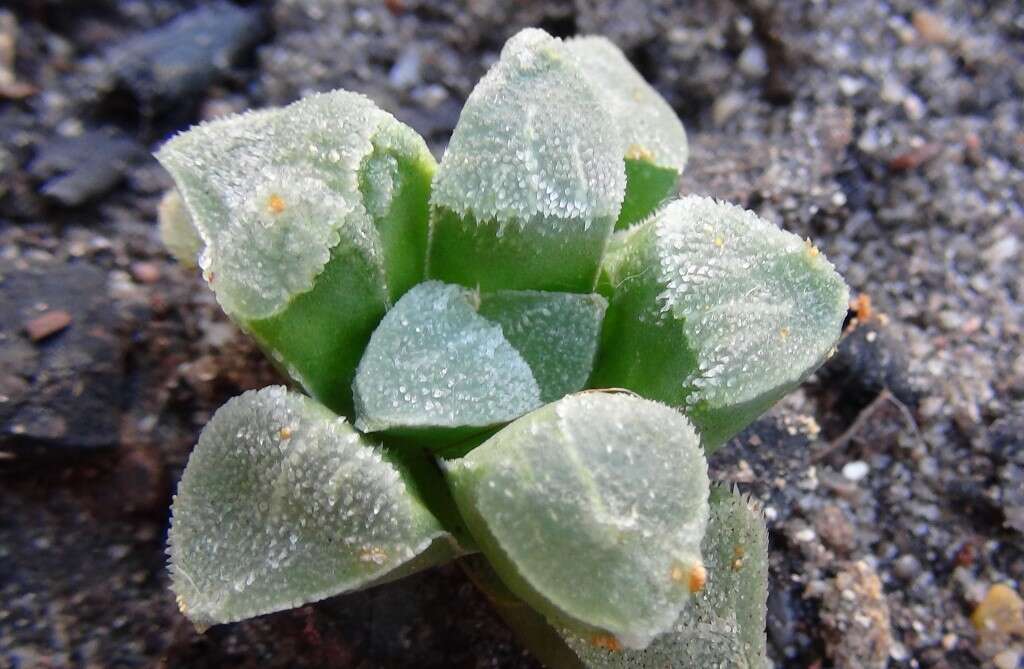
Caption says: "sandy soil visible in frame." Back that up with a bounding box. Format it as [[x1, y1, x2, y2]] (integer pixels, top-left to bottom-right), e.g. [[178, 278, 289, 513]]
[[0, 1, 1021, 667]]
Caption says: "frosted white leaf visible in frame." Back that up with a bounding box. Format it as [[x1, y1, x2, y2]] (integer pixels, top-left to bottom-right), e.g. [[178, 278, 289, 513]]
[[478, 291, 607, 402], [353, 282, 542, 433], [168, 386, 450, 630], [566, 36, 688, 172], [157, 90, 422, 320], [430, 28, 625, 233], [563, 486, 769, 668], [593, 195, 849, 447], [158, 188, 203, 267], [654, 196, 848, 410], [446, 392, 709, 648]]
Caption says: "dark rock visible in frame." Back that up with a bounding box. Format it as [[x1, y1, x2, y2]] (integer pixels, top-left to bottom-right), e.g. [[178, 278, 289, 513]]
[[988, 412, 1024, 466], [819, 319, 919, 410], [0, 259, 124, 457], [29, 128, 145, 207], [767, 581, 823, 663], [104, 2, 265, 117], [988, 412, 1024, 533], [711, 413, 816, 516]]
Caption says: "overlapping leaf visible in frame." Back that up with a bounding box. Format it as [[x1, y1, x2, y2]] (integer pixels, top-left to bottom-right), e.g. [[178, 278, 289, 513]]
[[562, 486, 769, 667], [429, 28, 625, 292], [169, 387, 455, 630], [592, 195, 849, 450], [566, 36, 688, 229], [446, 392, 710, 648], [157, 90, 436, 414]]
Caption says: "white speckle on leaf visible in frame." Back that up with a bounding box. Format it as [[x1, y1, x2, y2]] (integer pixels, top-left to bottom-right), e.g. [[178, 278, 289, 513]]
[[168, 387, 449, 629], [430, 29, 624, 233], [157, 91, 429, 321], [447, 392, 709, 649], [565, 36, 688, 172], [353, 282, 542, 432]]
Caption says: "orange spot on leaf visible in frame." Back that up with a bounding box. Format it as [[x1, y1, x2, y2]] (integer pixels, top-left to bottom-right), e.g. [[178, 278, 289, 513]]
[[268, 194, 286, 214]]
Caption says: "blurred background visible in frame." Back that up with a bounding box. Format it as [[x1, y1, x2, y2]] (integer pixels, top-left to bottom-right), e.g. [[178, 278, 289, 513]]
[[0, 1, 1021, 667]]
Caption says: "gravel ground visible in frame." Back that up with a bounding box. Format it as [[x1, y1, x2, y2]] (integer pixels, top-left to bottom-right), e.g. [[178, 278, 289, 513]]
[[0, 1, 1021, 668]]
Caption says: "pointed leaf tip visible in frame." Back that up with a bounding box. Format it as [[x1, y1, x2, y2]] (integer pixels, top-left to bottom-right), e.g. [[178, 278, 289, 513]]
[[428, 28, 625, 293]]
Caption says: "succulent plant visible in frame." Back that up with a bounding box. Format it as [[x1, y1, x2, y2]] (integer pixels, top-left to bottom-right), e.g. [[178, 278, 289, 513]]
[[159, 28, 848, 666]]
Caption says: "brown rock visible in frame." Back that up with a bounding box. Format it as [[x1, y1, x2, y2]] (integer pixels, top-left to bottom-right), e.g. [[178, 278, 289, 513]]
[[816, 504, 857, 554], [24, 310, 72, 341], [888, 143, 941, 172], [971, 584, 1024, 656], [821, 561, 893, 669], [912, 10, 954, 46]]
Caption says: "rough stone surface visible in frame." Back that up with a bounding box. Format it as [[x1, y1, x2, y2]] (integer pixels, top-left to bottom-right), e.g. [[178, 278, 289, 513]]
[[820, 561, 893, 669], [0, 259, 124, 455]]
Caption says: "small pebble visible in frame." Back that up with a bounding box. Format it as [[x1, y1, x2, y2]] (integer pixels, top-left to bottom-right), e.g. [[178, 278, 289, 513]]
[[893, 554, 920, 581], [130, 261, 161, 284], [24, 310, 72, 341], [842, 460, 870, 482], [972, 584, 1024, 639]]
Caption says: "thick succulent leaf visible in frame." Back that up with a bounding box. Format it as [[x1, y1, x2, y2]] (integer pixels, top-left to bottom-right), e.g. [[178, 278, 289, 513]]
[[566, 36, 688, 174], [477, 291, 607, 402], [157, 90, 436, 415], [591, 196, 849, 450], [428, 28, 625, 293], [461, 488, 768, 669], [359, 121, 436, 302], [446, 392, 710, 648], [352, 281, 542, 439], [168, 386, 454, 630], [566, 36, 688, 229], [246, 237, 388, 417], [562, 486, 769, 668], [616, 157, 681, 230], [158, 188, 202, 267]]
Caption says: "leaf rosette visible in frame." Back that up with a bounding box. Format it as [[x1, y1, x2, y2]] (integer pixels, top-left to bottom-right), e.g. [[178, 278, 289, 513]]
[[159, 27, 849, 668]]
